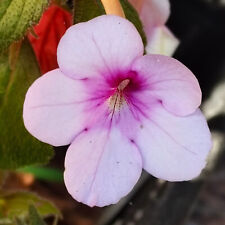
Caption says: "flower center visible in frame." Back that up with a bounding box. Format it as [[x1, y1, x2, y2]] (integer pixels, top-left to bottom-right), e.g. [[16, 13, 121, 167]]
[[108, 79, 130, 111]]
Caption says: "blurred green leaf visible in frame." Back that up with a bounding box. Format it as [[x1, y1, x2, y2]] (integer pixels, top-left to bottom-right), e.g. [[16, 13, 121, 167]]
[[0, 191, 62, 221], [17, 166, 63, 183], [0, 0, 49, 52], [120, 0, 147, 46], [0, 217, 12, 225], [0, 40, 54, 169], [28, 205, 46, 225], [73, 0, 105, 24], [0, 52, 10, 105], [15, 218, 28, 225]]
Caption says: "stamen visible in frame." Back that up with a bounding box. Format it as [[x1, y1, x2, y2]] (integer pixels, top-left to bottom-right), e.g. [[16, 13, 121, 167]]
[[117, 79, 130, 91], [108, 79, 130, 112]]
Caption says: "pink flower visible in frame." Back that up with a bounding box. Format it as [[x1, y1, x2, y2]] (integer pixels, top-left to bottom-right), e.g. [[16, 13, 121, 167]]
[[129, 0, 179, 55], [23, 15, 211, 207]]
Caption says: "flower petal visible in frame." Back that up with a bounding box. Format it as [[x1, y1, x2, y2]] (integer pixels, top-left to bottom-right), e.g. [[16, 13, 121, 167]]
[[132, 54, 202, 116], [57, 15, 144, 79], [129, 0, 170, 32], [64, 128, 142, 207], [145, 26, 179, 56], [23, 69, 87, 146], [136, 104, 212, 181], [144, 0, 170, 25]]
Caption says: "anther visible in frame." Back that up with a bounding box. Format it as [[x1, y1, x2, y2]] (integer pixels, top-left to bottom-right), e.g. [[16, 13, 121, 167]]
[[117, 79, 130, 91]]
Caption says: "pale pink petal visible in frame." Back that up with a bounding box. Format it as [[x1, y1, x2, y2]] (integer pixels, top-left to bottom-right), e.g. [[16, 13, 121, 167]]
[[23, 69, 87, 146], [135, 0, 170, 33], [128, 0, 145, 13], [64, 128, 142, 207], [145, 26, 180, 56], [132, 55, 201, 116], [57, 15, 144, 79], [147, 0, 170, 24], [136, 104, 212, 181], [129, 0, 179, 56]]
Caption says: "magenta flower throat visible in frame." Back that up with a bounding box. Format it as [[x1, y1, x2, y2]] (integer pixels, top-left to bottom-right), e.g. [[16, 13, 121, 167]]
[[23, 15, 212, 207]]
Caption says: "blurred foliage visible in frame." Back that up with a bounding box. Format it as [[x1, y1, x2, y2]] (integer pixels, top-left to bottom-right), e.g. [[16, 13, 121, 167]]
[[0, 0, 57, 222], [73, 0, 105, 24], [0, 191, 62, 225], [28, 205, 47, 225], [0, 52, 10, 106], [0, 40, 54, 169], [17, 166, 63, 183], [0, 0, 49, 52]]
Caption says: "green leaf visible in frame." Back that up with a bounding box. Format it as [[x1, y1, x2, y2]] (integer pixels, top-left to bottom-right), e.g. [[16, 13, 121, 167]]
[[28, 205, 46, 225], [17, 166, 63, 183], [0, 40, 54, 169], [0, 0, 49, 52], [120, 0, 147, 46], [0, 191, 62, 221], [73, 0, 105, 24]]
